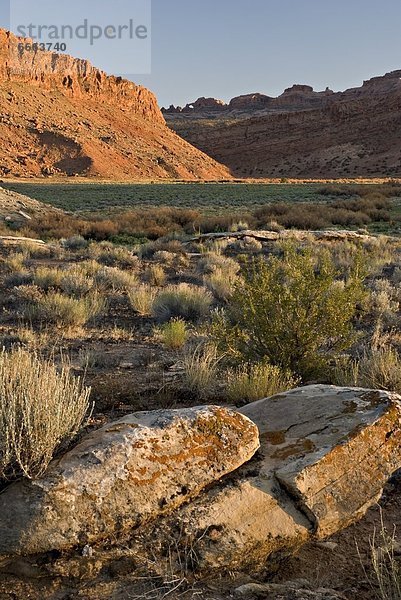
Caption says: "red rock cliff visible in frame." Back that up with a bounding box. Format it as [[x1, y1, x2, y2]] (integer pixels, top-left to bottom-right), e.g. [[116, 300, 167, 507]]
[[0, 29, 164, 124]]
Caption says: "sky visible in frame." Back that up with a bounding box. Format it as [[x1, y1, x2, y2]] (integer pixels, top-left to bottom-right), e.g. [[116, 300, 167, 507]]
[[135, 0, 401, 107], [2, 0, 401, 108]]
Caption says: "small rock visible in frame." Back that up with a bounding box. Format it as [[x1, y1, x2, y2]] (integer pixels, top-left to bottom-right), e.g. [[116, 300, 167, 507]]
[[315, 542, 339, 551]]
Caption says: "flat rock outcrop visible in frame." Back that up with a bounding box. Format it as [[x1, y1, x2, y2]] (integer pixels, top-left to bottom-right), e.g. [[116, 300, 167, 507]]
[[0, 406, 259, 557], [164, 70, 401, 178], [0, 29, 231, 180], [145, 385, 401, 571]]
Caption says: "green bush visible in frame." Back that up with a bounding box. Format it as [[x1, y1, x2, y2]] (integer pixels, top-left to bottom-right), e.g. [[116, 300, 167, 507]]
[[212, 245, 367, 379], [159, 318, 188, 349]]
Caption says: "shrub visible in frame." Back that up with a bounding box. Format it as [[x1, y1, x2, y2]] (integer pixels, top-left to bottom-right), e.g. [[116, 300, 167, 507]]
[[60, 266, 95, 297], [152, 284, 212, 323], [212, 245, 367, 379], [0, 348, 90, 480], [128, 285, 157, 316], [226, 361, 299, 403], [62, 235, 88, 251], [159, 319, 188, 349], [32, 292, 106, 328]]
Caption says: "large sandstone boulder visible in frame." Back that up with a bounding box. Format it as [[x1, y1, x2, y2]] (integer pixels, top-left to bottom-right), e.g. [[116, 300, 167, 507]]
[[146, 385, 401, 572], [0, 406, 259, 557]]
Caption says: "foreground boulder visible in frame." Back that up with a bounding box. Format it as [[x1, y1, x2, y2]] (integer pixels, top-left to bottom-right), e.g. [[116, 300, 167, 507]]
[[0, 406, 259, 557], [145, 385, 401, 571]]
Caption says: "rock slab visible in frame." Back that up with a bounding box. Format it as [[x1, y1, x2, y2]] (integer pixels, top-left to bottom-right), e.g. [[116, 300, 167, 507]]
[[150, 385, 401, 571], [0, 406, 259, 557]]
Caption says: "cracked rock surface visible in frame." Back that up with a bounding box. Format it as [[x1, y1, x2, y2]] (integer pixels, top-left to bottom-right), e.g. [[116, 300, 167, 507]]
[[147, 385, 401, 571]]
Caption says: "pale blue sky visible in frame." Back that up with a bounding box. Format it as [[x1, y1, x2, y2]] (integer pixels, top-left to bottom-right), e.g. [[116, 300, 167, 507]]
[[135, 0, 401, 107], [2, 0, 401, 108]]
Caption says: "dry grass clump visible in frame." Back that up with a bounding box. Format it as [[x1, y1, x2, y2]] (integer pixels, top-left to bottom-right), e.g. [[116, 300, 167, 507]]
[[88, 242, 138, 268], [128, 285, 157, 316], [94, 266, 138, 291], [139, 238, 186, 260], [32, 291, 106, 328], [3, 251, 29, 273], [368, 279, 400, 324], [146, 264, 166, 287], [60, 267, 95, 297], [204, 267, 240, 302], [152, 284, 212, 323], [370, 524, 401, 600], [75, 259, 104, 278], [226, 362, 299, 403], [230, 221, 249, 232], [197, 252, 240, 276], [4, 271, 32, 288], [34, 267, 63, 291], [357, 515, 401, 600], [158, 319, 188, 350], [228, 236, 263, 253], [0, 348, 90, 480], [152, 250, 176, 265], [357, 346, 401, 393], [181, 343, 222, 400]]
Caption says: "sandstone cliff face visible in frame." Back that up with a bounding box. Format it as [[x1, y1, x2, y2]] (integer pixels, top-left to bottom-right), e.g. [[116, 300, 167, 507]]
[[164, 71, 401, 178], [0, 30, 163, 125], [0, 29, 231, 180]]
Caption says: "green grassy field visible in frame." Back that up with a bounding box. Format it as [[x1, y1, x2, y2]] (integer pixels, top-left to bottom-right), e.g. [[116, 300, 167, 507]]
[[1, 182, 364, 214]]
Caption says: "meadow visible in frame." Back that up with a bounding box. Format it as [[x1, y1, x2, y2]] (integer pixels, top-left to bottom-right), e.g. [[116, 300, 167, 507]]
[[0, 181, 384, 213]]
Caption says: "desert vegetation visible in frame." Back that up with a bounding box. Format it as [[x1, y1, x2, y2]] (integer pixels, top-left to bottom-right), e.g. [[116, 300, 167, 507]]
[[2, 185, 401, 598], [2, 218, 401, 436], [3, 182, 401, 243]]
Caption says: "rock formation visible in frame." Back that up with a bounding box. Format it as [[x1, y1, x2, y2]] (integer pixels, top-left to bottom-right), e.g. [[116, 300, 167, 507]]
[[0, 406, 258, 557], [140, 385, 401, 572], [163, 70, 401, 178], [1, 385, 401, 579], [0, 29, 231, 180]]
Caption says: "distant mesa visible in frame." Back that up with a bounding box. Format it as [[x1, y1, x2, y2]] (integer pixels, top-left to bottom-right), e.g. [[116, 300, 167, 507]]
[[163, 70, 401, 179]]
